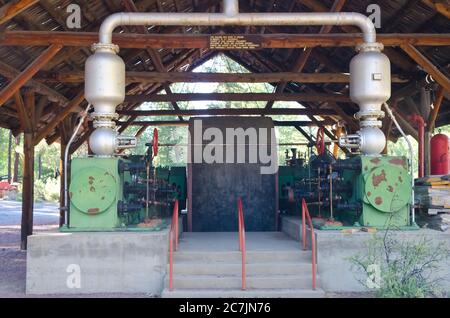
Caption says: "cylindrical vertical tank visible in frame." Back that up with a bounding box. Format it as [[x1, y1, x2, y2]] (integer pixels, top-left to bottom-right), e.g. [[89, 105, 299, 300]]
[[431, 133, 450, 175], [350, 44, 391, 114], [85, 44, 125, 115]]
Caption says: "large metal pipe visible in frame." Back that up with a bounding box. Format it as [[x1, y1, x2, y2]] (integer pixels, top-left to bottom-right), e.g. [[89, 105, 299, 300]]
[[98, 1, 376, 44], [86, 0, 386, 156]]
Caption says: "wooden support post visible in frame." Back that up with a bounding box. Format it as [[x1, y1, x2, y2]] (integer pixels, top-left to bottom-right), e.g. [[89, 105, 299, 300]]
[[0, 45, 62, 107], [7, 130, 12, 183], [421, 88, 432, 176], [428, 86, 445, 132], [21, 132, 34, 250], [58, 122, 68, 227]]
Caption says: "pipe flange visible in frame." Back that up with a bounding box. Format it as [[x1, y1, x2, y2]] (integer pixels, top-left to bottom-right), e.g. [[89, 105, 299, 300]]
[[360, 120, 383, 128], [91, 43, 120, 54], [90, 112, 119, 121], [93, 120, 117, 129], [356, 42, 384, 53], [355, 110, 385, 120]]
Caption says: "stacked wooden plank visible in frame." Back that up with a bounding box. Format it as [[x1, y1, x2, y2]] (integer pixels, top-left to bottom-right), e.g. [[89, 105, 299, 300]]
[[415, 175, 450, 212]]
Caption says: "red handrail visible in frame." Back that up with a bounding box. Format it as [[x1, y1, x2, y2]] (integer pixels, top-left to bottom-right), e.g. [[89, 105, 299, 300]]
[[301, 198, 317, 290], [237, 197, 246, 290], [169, 199, 179, 291]]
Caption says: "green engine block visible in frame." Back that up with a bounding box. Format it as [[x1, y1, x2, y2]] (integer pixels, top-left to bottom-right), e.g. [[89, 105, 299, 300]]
[[67, 157, 129, 230]]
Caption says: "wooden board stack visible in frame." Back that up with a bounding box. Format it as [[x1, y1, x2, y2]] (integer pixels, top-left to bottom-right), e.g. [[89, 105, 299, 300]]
[[415, 175, 450, 214]]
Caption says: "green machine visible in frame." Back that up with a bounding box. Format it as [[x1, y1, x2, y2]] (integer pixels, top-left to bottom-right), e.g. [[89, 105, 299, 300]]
[[279, 153, 414, 229], [67, 157, 132, 229], [336, 155, 412, 228], [65, 154, 186, 231]]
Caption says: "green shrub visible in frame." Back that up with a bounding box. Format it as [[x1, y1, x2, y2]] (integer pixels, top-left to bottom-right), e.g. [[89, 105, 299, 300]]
[[34, 178, 60, 202], [350, 231, 449, 298]]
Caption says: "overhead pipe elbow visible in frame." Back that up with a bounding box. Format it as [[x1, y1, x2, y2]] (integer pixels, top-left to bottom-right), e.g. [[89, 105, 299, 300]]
[[97, 2, 377, 45]]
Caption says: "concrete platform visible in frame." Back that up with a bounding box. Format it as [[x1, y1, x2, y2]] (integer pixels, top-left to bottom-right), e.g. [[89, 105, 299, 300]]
[[162, 232, 324, 298], [26, 229, 169, 295], [281, 216, 450, 293]]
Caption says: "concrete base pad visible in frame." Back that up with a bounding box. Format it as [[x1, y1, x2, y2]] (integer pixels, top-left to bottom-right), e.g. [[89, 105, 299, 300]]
[[26, 229, 169, 295], [281, 216, 450, 293]]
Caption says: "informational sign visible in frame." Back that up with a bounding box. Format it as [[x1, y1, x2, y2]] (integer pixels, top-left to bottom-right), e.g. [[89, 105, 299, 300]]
[[209, 35, 261, 49]]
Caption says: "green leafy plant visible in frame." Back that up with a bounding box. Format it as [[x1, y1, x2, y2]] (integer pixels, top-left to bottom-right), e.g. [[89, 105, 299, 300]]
[[350, 230, 449, 298]]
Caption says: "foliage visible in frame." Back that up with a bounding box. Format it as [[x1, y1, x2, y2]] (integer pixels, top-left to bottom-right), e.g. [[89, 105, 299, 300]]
[[349, 229, 450, 298], [33, 178, 60, 203]]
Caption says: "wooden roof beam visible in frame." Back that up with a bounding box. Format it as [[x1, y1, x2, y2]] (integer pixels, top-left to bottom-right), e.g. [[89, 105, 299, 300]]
[[2, 32, 449, 48], [0, 44, 62, 107], [124, 92, 351, 103], [421, 0, 450, 19], [34, 90, 85, 145], [119, 108, 337, 117], [122, 0, 184, 121], [34, 71, 409, 84], [400, 44, 450, 93], [0, 0, 38, 25], [117, 120, 335, 127]]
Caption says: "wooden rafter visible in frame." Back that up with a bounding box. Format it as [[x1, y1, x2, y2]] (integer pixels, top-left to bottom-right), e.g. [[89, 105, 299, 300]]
[[400, 44, 450, 93], [421, 0, 450, 19], [122, 0, 184, 122], [0, 44, 62, 107], [117, 120, 335, 127], [0, 0, 38, 25], [34, 90, 85, 145], [124, 92, 351, 103], [119, 108, 337, 117]]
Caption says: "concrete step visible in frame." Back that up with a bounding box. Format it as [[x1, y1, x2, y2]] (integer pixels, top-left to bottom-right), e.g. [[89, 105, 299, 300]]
[[173, 250, 311, 263], [168, 262, 313, 276], [166, 274, 317, 290], [162, 288, 325, 298]]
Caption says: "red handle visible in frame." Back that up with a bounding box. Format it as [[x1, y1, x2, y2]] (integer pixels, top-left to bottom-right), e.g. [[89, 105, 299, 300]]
[[152, 128, 158, 157]]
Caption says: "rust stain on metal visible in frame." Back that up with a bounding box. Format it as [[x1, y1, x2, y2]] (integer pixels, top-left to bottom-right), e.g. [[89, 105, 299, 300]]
[[375, 197, 383, 205], [367, 191, 372, 197], [387, 185, 394, 192], [87, 208, 100, 214], [372, 169, 386, 187], [389, 158, 407, 168], [101, 196, 105, 200], [398, 176, 403, 183], [370, 158, 381, 165], [90, 186, 95, 192]]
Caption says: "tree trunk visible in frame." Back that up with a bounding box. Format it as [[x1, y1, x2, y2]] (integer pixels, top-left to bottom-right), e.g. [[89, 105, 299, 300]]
[[38, 154, 42, 179], [12, 135, 20, 183]]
